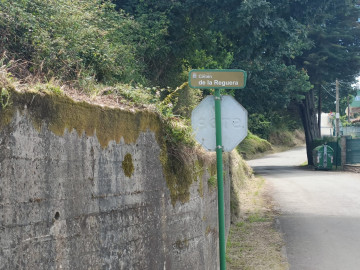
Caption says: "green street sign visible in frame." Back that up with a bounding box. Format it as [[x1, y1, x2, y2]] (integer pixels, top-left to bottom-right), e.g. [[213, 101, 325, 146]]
[[189, 68, 247, 270], [189, 69, 247, 89]]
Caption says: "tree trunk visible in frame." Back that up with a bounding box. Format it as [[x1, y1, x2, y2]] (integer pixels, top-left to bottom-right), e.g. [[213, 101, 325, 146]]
[[299, 89, 321, 165]]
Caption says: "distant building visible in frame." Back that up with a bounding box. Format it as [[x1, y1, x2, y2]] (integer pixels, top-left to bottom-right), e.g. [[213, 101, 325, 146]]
[[320, 113, 334, 137], [349, 90, 360, 119]]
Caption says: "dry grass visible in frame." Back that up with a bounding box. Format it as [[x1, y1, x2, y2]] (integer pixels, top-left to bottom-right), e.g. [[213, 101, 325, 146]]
[[226, 175, 289, 270], [0, 59, 154, 113]]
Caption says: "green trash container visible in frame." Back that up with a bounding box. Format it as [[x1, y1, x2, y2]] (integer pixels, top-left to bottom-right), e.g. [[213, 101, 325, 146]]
[[312, 144, 334, 170]]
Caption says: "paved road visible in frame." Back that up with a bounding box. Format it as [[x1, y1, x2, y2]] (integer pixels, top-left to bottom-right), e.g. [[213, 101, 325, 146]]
[[247, 147, 360, 270]]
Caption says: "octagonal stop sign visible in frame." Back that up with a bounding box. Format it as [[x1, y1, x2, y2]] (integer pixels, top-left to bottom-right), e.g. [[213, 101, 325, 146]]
[[191, 95, 248, 152]]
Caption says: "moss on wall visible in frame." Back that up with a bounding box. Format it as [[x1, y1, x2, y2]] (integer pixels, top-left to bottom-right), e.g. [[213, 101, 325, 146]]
[[0, 88, 216, 206], [175, 238, 189, 250], [0, 89, 162, 148], [122, 153, 134, 178], [159, 143, 195, 206], [0, 105, 15, 131]]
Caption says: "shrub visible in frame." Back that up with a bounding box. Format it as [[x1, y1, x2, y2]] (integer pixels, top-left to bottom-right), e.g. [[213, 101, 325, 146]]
[[248, 113, 271, 139], [0, 0, 146, 85]]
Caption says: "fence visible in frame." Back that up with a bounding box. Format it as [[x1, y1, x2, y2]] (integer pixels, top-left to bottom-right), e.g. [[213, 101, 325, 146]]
[[346, 137, 360, 164], [342, 126, 360, 138]]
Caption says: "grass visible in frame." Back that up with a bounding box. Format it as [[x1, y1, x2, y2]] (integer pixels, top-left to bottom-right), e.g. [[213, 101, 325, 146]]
[[247, 213, 270, 223], [300, 161, 308, 166], [208, 175, 217, 189], [226, 175, 289, 270], [237, 131, 272, 160], [238, 129, 305, 161]]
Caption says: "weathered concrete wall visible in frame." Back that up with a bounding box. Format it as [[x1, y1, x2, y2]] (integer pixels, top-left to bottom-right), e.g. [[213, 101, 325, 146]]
[[0, 91, 230, 269]]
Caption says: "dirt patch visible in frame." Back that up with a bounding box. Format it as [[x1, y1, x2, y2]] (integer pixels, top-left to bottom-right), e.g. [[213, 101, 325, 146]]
[[226, 175, 289, 270]]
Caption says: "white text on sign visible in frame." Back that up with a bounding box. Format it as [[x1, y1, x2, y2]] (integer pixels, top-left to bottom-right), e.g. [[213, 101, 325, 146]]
[[189, 69, 246, 89], [197, 80, 240, 87]]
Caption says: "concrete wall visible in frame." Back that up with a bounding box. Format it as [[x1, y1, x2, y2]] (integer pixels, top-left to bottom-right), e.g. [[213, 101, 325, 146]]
[[0, 92, 230, 270]]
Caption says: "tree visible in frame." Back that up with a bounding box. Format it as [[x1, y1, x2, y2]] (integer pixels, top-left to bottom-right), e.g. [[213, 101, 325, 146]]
[[113, 0, 233, 87], [212, 0, 313, 138], [291, 0, 360, 164]]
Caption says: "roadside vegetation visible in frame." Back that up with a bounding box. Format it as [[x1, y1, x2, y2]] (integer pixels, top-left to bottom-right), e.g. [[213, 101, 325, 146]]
[[237, 131, 273, 160], [227, 173, 289, 270], [238, 129, 305, 160]]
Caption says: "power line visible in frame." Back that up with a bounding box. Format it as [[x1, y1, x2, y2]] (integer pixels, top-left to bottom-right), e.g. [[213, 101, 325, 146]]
[[321, 84, 336, 98]]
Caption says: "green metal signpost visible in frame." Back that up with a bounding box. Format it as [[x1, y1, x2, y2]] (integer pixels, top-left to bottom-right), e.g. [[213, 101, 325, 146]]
[[214, 88, 226, 270], [189, 69, 246, 270]]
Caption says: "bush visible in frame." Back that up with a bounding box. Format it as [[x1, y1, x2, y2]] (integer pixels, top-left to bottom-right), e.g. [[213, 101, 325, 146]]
[[248, 108, 302, 140], [248, 113, 272, 139], [237, 131, 272, 159], [172, 84, 202, 118], [0, 0, 147, 85]]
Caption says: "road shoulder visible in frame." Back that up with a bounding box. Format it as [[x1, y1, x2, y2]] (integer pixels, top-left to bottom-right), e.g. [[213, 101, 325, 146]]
[[226, 174, 289, 270]]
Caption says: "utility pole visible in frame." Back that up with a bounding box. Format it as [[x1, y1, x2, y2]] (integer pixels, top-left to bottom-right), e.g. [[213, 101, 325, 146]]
[[347, 95, 350, 122], [336, 79, 340, 137]]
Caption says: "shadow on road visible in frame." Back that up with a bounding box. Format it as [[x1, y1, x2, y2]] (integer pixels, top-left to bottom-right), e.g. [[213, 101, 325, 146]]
[[251, 165, 312, 176]]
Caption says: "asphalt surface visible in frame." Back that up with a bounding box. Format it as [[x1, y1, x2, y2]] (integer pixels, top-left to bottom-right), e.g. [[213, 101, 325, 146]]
[[247, 147, 360, 270]]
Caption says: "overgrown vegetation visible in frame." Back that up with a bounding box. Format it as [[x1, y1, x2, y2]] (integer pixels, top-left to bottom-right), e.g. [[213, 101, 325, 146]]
[[0, 88, 10, 109], [237, 132, 273, 160], [237, 129, 305, 160], [0, 0, 148, 85], [229, 151, 254, 222]]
